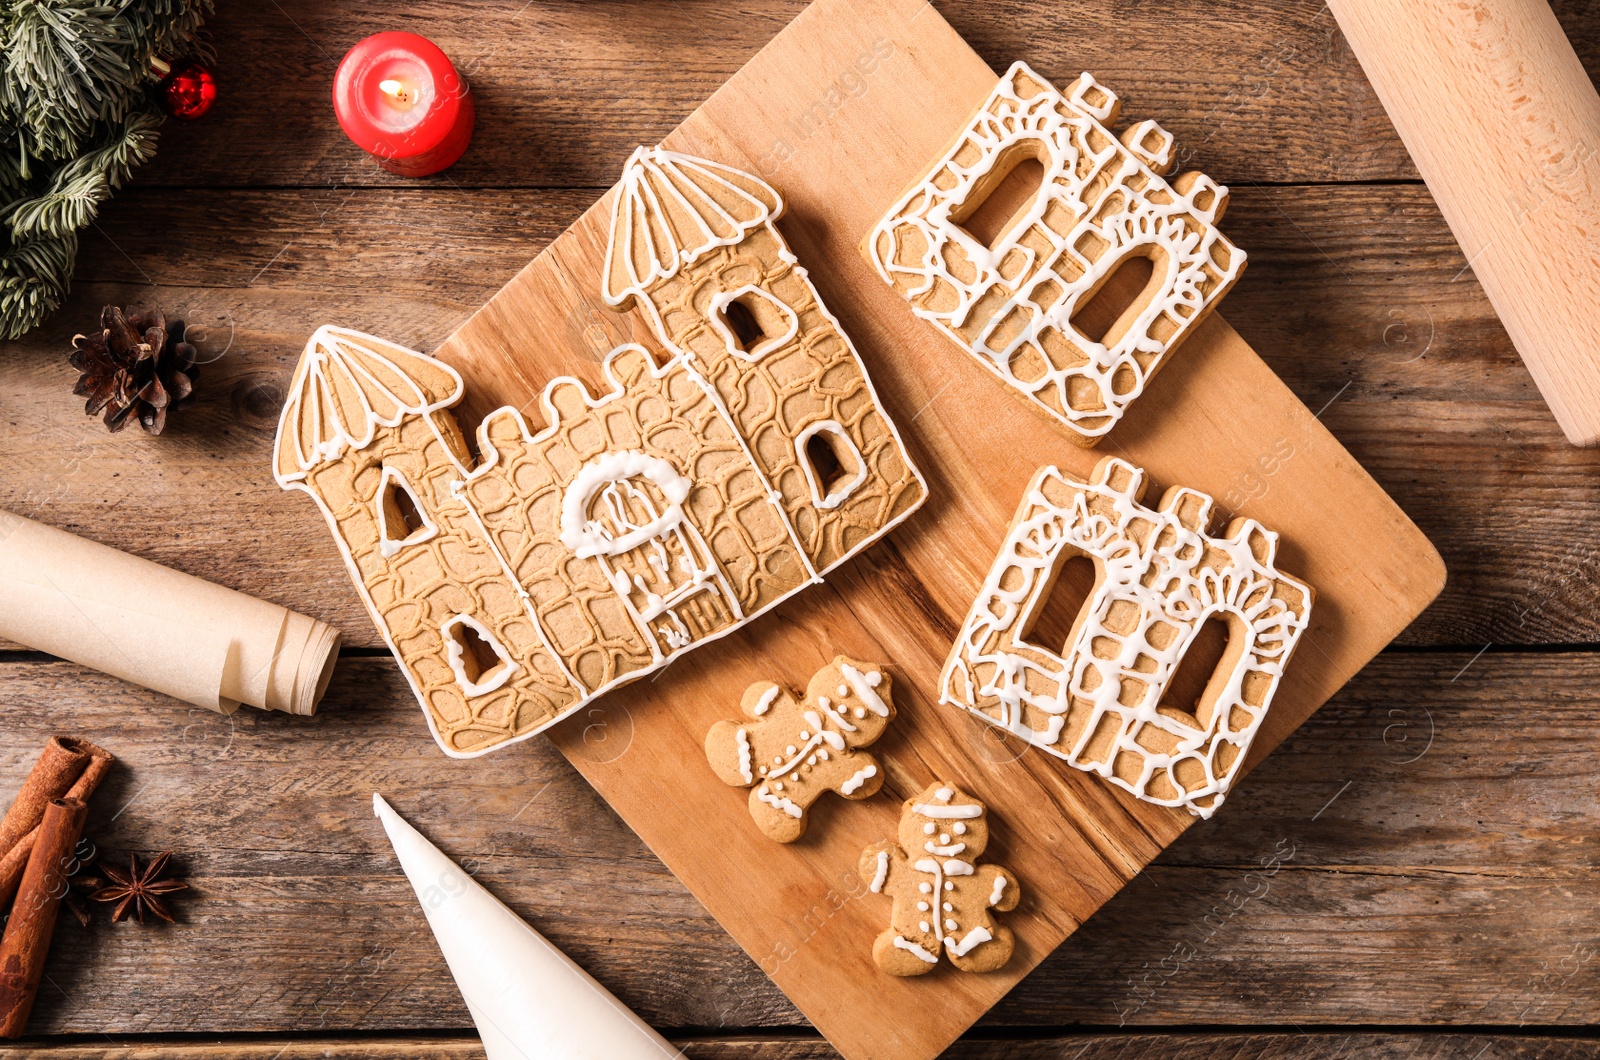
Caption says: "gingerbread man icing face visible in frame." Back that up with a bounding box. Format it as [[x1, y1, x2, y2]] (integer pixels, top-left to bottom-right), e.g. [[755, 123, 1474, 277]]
[[860, 781, 1020, 975]]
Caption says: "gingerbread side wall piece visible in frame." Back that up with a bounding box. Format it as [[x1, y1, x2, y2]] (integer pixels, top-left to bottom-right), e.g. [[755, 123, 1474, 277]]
[[865, 62, 1245, 445], [705, 656, 895, 842], [275, 153, 925, 759], [859, 783, 1020, 976], [941, 456, 1314, 818]]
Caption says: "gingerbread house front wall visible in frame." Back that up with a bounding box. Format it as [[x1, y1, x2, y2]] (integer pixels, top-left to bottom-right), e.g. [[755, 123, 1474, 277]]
[[868, 62, 1244, 443], [461, 344, 810, 695], [640, 222, 926, 571], [941, 457, 1312, 818]]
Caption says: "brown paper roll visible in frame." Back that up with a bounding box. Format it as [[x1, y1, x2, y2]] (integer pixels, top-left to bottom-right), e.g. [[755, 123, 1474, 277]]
[[0, 509, 340, 715]]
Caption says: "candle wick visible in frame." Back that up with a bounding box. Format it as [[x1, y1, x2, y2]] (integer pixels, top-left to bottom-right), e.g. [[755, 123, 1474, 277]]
[[379, 79, 411, 104]]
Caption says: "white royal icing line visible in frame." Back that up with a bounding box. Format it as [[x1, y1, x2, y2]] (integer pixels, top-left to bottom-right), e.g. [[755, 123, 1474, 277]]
[[756, 787, 803, 819], [793, 421, 868, 510], [924, 840, 967, 856], [945, 926, 994, 958], [735, 728, 753, 784], [439, 614, 521, 697], [893, 936, 939, 964], [374, 465, 439, 557], [751, 685, 781, 716], [870, 850, 889, 893], [865, 63, 1243, 442], [990, 875, 1007, 906], [940, 457, 1313, 818], [912, 802, 984, 820], [840, 764, 877, 796]]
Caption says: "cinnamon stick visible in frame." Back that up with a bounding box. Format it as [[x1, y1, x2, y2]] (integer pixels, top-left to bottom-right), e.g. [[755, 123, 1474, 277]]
[[0, 797, 87, 1037], [0, 738, 113, 911]]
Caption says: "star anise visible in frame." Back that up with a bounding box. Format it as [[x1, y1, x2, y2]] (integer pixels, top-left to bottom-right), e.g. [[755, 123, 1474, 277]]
[[90, 851, 188, 924]]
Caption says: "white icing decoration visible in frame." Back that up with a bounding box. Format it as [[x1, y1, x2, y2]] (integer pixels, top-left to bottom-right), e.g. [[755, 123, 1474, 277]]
[[946, 926, 994, 957], [893, 936, 939, 965], [940, 457, 1313, 818], [866, 62, 1245, 442], [919, 921, 930, 932], [751, 685, 781, 716], [912, 801, 983, 820], [923, 822, 935, 835], [934, 787, 954, 801], [558, 450, 692, 558], [375, 465, 439, 557], [840, 764, 877, 795], [839, 663, 889, 716], [953, 822, 967, 835], [990, 875, 1007, 906], [870, 850, 889, 893], [709, 284, 800, 361], [838, 683, 849, 697], [794, 421, 868, 510], [919, 882, 932, 894], [925, 840, 966, 857], [735, 728, 753, 784], [944, 918, 958, 932], [757, 787, 803, 819], [917, 901, 929, 911], [439, 614, 520, 697]]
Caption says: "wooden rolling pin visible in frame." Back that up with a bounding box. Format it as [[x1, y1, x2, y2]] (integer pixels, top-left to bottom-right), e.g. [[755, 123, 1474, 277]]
[[1327, 0, 1600, 446]]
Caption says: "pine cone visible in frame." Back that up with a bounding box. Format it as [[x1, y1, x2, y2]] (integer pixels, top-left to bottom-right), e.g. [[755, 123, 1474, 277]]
[[69, 306, 200, 434]]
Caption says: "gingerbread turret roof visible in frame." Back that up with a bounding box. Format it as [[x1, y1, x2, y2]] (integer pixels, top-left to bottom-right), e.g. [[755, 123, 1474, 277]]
[[602, 146, 783, 306], [274, 325, 463, 484]]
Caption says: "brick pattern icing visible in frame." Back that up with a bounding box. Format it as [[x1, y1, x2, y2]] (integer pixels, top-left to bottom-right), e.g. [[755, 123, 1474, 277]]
[[940, 456, 1313, 818], [866, 62, 1245, 445]]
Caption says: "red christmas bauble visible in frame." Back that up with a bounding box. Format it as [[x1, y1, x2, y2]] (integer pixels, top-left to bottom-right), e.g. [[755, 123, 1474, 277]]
[[159, 57, 216, 120]]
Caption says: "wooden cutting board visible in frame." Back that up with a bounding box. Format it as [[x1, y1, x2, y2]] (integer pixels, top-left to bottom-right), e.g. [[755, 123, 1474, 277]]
[[432, 0, 1445, 1056]]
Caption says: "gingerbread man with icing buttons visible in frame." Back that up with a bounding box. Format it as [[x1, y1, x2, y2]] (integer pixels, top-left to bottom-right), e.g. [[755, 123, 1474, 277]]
[[705, 656, 895, 842], [859, 781, 1020, 975]]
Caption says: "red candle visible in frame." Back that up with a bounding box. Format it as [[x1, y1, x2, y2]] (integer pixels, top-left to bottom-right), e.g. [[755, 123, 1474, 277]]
[[333, 32, 475, 177]]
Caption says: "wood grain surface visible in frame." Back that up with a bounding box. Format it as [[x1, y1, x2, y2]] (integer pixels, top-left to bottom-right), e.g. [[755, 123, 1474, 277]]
[[422, 0, 1438, 1055], [0, 0, 1596, 1056]]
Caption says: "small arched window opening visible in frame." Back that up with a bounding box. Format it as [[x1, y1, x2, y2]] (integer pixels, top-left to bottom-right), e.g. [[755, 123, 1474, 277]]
[[953, 140, 1048, 250], [441, 614, 520, 697], [1158, 614, 1239, 731], [711, 285, 799, 360], [1020, 552, 1099, 655], [1069, 245, 1169, 348], [795, 421, 866, 510], [377, 466, 438, 557]]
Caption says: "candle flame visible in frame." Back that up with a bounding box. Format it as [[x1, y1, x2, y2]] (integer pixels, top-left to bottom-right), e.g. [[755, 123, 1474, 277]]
[[379, 78, 411, 104]]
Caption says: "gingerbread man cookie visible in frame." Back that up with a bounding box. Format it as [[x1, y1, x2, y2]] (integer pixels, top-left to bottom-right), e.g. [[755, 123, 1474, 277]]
[[705, 656, 895, 842], [859, 782, 1020, 975]]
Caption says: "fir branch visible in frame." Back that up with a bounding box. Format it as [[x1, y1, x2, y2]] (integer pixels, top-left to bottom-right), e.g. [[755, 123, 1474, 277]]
[[3, 107, 159, 239]]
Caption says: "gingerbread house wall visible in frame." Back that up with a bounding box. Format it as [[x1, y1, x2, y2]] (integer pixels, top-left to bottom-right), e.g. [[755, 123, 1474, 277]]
[[304, 414, 580, 756], [460, 344, 811, 694], [639, 223, 925, 571]]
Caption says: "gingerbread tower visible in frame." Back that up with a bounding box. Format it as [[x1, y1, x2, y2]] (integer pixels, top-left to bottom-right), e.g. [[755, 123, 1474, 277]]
[[603, 146, 925, 570], [273, 327, 581, 756]]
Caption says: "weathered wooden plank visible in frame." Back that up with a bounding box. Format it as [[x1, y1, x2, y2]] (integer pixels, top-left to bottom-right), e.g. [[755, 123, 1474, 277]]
[[5, 1032, 1600, 1060], [129, 0, 1600, 188], [5, 184, 1596, 648], [2, 650, 1596, 1034]]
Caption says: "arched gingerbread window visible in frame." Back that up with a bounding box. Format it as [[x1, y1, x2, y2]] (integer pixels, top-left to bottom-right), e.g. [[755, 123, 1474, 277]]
[[709, 284, 799, 361], [376, 465, 438, 557]]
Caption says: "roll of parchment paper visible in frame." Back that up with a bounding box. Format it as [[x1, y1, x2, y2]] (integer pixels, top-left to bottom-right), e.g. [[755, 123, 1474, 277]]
[[0, 509, 339, 715]]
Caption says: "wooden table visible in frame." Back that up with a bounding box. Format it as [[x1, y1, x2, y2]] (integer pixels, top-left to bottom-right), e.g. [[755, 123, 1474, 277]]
[[1, 1, 1598, 1056]]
